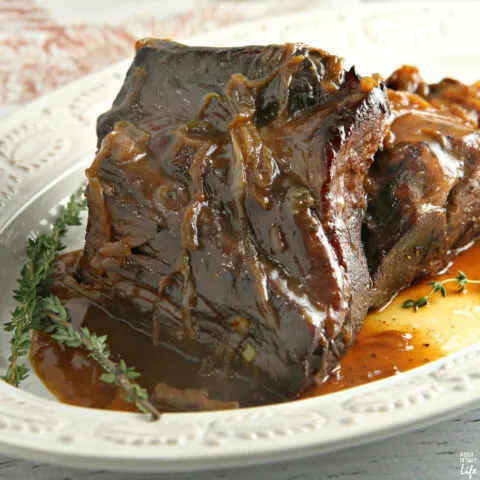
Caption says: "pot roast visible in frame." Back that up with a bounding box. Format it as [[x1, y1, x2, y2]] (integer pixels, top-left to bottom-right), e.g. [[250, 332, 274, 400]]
[[76, 39, 389, 402], [76, 42, 480, 405]]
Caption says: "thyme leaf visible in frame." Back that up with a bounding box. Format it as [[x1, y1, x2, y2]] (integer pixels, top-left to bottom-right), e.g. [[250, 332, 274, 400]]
[[402, 270, 480, 311], [2, 187, 87, 386], [43, 295, 160, 420]]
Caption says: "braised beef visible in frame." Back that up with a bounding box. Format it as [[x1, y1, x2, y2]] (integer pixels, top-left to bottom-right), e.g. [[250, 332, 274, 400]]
[[364, 77, 480, 308], [77, 39, 389, 402]]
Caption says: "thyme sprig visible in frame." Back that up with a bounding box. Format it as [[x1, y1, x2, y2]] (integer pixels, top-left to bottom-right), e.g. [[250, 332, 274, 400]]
[[403, 270, 480, 311], [2, 189, 161, 420], [43, 296, 160, 419], [2, 189, 87, 386]]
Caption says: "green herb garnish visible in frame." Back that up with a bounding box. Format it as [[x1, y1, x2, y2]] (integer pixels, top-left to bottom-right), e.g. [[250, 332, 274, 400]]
[[2, 189, 87, 386], [43, 296, 160, 419], [2, 188, 160, 420], [403, 270, 480, 311]]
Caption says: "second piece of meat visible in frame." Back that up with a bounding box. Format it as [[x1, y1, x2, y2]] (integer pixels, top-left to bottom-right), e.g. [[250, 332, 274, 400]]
[[364, 70, 480, 308]]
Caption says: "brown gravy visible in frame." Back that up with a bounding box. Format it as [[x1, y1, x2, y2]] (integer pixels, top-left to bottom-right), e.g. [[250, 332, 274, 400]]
[[30, 243, 480, 411]]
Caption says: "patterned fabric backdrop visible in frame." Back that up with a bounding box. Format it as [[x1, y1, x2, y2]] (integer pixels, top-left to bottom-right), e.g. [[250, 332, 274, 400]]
[[0, 0, 333, 112]]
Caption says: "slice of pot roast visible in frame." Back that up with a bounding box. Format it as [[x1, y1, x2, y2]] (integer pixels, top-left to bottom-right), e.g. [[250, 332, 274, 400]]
[[76, 39, 388, 403]]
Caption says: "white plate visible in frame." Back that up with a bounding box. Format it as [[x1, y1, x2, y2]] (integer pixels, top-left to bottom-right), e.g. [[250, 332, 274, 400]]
[[1, 1, 480, 472]]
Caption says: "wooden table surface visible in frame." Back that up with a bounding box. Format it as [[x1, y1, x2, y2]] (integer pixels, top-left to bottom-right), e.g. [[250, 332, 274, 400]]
[[0, 1, 479, 478]]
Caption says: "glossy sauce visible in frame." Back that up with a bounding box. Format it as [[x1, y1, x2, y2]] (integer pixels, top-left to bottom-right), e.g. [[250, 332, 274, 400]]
[[303, 328, 435, 397], [30, 243, 480, 410], [30, 299, 196, 412]]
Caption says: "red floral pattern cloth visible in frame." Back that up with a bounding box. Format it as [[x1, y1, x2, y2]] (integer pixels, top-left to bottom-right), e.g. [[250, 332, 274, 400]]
[[0, 0, 316, 109]]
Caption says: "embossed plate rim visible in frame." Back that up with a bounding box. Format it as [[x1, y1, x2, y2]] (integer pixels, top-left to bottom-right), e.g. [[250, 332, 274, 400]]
[[0, 1, 480, 472]]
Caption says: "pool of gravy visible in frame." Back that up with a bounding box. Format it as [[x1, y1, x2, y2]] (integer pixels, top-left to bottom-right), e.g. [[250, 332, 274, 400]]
[[30, 243, 480, 411]]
